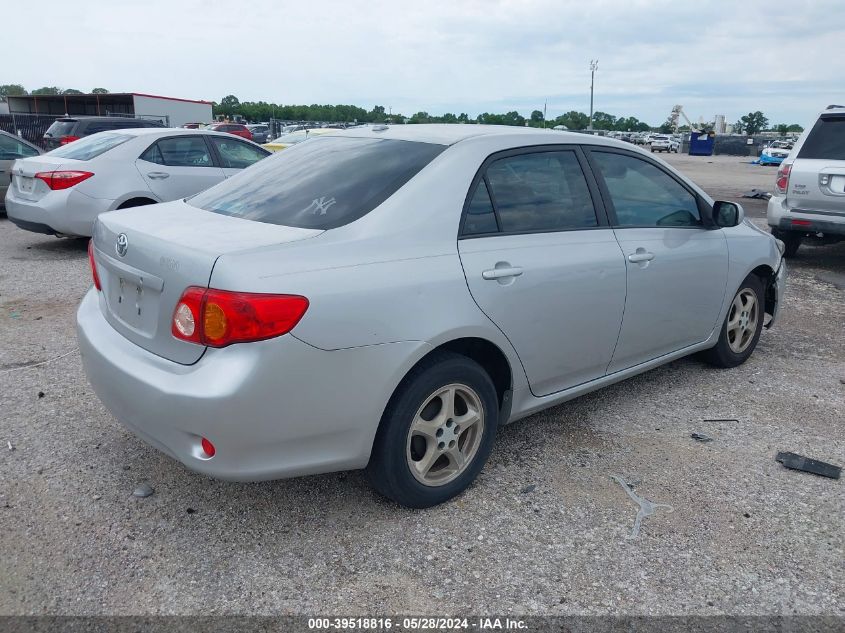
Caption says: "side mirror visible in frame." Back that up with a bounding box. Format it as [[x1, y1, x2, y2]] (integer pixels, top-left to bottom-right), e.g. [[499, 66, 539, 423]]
[[712, 200, 744, 228]]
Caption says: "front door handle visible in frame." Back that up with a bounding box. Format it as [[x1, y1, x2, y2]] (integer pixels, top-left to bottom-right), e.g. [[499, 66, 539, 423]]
[[146, 172, 170, 180], [482, 266, 523, 280], [627, 249, 655, 263]]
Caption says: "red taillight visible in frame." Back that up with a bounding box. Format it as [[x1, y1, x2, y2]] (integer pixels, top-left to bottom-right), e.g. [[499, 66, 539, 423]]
[[88, 240, 102, 291], [60, 135, 80, 145], [791, 219, 812, 227], [201, 437, 216, 457], [35, 170, 94, 190], [171, 287, 309, 348], [776, 163, 792, 195]]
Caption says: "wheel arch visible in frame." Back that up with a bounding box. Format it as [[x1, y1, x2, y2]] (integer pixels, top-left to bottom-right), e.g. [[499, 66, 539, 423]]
[[115, 196, 158, 210], [749, 263, 778, 318]]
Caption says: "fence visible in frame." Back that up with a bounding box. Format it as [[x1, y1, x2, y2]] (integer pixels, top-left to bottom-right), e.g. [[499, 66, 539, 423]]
[[0, 113, 62, 148], [0, 112, 171, 149]]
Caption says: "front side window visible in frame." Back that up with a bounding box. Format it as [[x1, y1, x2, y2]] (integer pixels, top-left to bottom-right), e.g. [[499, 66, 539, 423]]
[[210, 137, 269, 168], [142, 136, 212, 167], [189, 136, 445, 229], [482, 151, 598, 233], [591, 151, 701, 227], [47, 133, 131, 160]]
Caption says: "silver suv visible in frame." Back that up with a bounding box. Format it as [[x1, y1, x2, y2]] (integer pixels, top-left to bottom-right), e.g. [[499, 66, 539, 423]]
[[768, 105, 845, 256]]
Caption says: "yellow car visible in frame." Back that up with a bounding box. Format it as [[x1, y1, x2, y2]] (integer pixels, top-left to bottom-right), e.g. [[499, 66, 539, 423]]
[[262, 128, 332, 152]]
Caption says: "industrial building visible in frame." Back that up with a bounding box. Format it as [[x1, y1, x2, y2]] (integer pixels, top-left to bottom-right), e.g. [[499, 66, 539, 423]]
[[4, 92, 213, 127]]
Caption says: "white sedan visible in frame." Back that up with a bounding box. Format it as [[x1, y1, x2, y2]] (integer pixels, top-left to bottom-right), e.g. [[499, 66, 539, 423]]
[[5, 128, 270, 237]]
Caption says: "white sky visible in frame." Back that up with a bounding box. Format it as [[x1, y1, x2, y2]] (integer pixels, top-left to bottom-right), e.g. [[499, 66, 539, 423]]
[[6, 0, 845, 126]]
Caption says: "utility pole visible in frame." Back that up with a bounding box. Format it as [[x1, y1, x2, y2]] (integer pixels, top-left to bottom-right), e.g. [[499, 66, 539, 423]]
[[588, 59, 598, 130]]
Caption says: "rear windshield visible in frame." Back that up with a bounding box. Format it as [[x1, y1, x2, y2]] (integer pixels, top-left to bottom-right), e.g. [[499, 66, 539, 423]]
[[46, 133, 131, 161], [189, 136, 446, 229], [797, 116, 845, 160], [45, 120, 76, 138]]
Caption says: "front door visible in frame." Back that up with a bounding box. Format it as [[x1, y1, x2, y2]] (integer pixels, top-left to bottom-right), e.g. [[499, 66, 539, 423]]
[[587, 149, 729, 373], [458, 148, 627, 397]]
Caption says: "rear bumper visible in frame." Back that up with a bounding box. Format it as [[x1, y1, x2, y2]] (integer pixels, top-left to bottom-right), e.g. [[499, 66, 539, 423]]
[[767, 195, 845, 236], [5, 186, 113, 237], [76, 288, 427, 481]]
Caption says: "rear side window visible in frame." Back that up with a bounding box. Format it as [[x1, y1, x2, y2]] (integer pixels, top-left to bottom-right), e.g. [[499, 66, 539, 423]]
[[462, 180, 499, 235], [46, 133, 131, 160], [189, 136, 445, 229], [482, 151, 598, 233], [797, 116, 845, 160], [0, 134, 39, 159], [142, 136, 213, 167]]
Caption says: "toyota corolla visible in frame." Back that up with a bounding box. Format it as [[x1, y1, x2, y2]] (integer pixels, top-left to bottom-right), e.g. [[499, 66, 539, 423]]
[[77, 125, 785, 508]]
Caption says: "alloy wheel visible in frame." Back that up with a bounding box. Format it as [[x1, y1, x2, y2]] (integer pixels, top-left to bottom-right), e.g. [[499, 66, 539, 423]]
[[406, 383, 485, 487], [727, 289, 759, 354]]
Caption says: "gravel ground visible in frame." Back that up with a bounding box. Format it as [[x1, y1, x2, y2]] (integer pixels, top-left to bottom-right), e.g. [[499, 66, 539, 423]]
[[1, 155, 843, 617]]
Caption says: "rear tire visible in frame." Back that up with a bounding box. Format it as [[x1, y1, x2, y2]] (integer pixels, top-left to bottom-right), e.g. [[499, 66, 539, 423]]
[[701, 274, 765, 368], [366, 352, 499, 508]]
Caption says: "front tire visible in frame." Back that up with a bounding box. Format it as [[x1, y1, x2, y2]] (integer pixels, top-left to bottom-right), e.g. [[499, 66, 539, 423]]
[[367, 352, 499, 508], [701, 275, 765, 368]]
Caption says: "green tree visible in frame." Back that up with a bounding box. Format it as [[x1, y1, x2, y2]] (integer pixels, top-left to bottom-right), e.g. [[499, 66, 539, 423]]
[[31, 86, 61, 95], [591, 111, 617, 130], [62, 88, 83, 95], [732, 119, 744, 134], [775, 123, 788, 135], [0, 84, 26, 97], [786, 124, 804, 133], [219, 94, 240, 116], [91, 88, 109, 94], [529, 109, 544, 127], [554, 111, 589, 130], [740, 111, 768, 135], [409, 111, 431, 124]]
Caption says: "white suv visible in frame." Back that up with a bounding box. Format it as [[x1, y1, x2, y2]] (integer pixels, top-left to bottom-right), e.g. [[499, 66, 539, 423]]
[[650, 135, 679, 153], [768, 105, 845, 256]]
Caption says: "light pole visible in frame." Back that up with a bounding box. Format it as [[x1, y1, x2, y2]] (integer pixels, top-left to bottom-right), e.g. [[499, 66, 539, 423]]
[[588, 59, 598, 130]]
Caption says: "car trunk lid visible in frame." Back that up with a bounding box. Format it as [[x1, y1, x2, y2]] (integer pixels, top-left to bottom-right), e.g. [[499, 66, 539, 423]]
[[787, 113, 845, 216], [92, 200, 322, 364], [11, 156, 81, 201]]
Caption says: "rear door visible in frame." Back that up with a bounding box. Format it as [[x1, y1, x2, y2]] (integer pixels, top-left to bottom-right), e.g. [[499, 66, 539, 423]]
[[586, 148, 729, 373], [207, 135, 270, 177], [136, 135, 225, 200], [458, 146, 627, 397], [787, 112, 845, 215]]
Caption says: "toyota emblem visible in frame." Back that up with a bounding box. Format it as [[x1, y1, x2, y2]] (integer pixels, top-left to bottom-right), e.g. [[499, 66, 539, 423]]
[[116, 233, 129, 257]]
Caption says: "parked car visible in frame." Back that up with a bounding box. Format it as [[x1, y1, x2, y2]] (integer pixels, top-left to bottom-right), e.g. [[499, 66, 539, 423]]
[[181, 123, 205, 130], [42, 116, 165, 151], [247, 124, 270, 143], [0, 130, 42, 209], [759, 140, 793, 166], [262, 128, 331, 152], [650, 135, 679, 153], [6, 128, 269, 237], [78, 125, 785, 508], [768, 105, 845, 256], [207, 122, 253, 141]]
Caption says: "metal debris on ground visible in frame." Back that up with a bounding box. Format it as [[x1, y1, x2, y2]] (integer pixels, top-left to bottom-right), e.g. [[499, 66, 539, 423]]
[[7, 441, 14, 451], [775, 452, 841, 480], [611, 475, 674, 539], [691, 433, 714, 442], [741, 188, 772, 199], [133, 483, 155, 498]]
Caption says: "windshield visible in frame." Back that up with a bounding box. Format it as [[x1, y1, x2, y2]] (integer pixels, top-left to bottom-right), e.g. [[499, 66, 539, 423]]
[[46, 132, 131, 160], [44, 120, 76, 138], [267, 130, 311, 144], [189, 136, 445, 230], [798, 116, 845, 160]]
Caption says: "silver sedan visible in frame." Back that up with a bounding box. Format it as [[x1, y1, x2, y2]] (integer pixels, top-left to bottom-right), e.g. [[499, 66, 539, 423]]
[[77, 125, 785, 508]]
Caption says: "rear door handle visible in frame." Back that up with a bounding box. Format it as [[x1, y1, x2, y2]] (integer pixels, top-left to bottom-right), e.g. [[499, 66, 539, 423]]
[[482, 266, 523, 280], [146, 172, 170, 180], [627, 250, 655, 263]]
